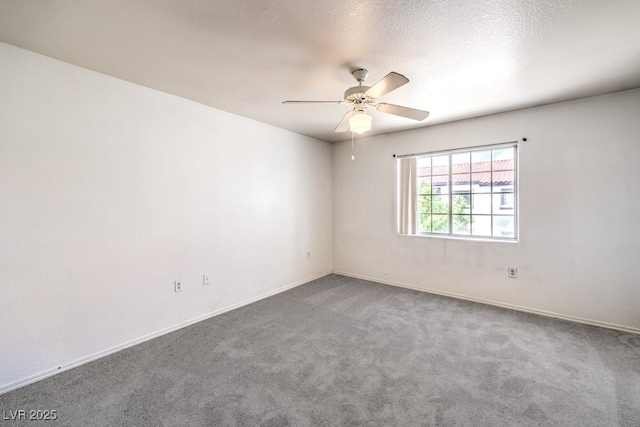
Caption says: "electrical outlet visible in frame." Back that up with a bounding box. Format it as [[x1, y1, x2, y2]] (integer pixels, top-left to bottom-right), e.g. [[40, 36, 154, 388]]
[[508, 268, 518, 278], [174, 280, 183, 292], [203, 274, 210, 285]]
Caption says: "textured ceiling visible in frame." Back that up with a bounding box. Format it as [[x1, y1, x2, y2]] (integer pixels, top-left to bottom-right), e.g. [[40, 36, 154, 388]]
[[1, 0, 640, 143]]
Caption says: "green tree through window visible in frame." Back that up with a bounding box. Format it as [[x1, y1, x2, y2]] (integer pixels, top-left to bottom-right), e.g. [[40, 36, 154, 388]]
[[418, 181, 470, 233]]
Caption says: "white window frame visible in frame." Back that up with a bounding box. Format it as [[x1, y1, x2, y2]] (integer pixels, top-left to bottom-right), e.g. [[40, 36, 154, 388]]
[[397, 142, 518, 242]]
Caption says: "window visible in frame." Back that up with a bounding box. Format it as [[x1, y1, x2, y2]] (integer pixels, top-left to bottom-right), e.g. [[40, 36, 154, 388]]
[[397, 143, 517, 240]]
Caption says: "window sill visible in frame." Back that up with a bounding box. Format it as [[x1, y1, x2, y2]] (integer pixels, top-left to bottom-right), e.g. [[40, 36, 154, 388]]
[[399, 232, 519, 243]]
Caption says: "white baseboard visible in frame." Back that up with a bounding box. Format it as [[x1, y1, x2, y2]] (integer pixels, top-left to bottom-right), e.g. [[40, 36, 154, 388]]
[[333, 270, 640, 335], [0, 271, 332, 395]]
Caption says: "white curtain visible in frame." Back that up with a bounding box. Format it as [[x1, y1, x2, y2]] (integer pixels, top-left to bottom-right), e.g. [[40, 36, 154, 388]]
[[397, 157, 417, 235]]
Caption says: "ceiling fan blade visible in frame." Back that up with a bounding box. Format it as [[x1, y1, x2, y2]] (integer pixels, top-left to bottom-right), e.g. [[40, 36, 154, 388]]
[[365, 72, 409, 99], [376, 103, 430, 121], [282, 100, 343, 105], [334, 110, 354, 132]]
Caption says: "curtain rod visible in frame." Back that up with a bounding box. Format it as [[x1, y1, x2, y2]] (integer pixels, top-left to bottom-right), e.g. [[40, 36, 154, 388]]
[[393, 138, 526, 159]]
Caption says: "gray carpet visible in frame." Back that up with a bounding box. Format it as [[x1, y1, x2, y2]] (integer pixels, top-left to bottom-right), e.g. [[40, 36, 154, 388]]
[[1, 274, 639, 426]]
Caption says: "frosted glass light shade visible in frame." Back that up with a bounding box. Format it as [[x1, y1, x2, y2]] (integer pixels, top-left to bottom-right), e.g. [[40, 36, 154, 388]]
[[349, 112, 372, 134]]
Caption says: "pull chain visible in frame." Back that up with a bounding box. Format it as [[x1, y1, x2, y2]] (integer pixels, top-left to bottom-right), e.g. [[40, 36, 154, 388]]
[[351, 131, 355, 161]]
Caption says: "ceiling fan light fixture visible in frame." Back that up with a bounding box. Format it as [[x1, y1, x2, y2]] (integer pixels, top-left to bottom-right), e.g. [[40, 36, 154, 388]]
[[349, 111, 372, 134]]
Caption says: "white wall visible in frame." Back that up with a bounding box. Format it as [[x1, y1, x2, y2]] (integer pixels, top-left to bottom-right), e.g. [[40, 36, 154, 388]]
[[0, 43, 333, 392], [334, 88, 640, 332]]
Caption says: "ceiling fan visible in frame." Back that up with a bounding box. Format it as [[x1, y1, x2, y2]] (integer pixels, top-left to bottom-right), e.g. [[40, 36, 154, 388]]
[[283, 68, 430, 134]]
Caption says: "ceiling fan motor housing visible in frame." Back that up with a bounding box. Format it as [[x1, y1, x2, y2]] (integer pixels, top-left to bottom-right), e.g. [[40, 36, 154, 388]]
[[345, 68, 374, 105], [344, 86, 374, 104]]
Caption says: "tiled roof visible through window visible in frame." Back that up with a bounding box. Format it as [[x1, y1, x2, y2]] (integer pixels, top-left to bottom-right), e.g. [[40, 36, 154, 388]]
[[418, 159, 514, 186]]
